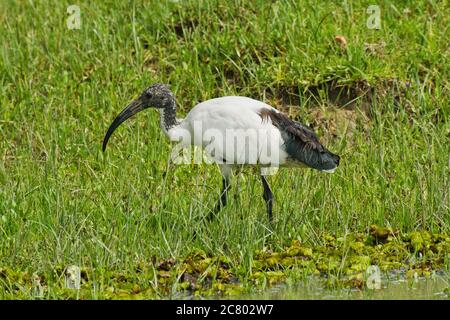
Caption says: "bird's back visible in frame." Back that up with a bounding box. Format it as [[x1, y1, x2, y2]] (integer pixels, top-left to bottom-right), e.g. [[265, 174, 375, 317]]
[[186, 96, 274, 121]]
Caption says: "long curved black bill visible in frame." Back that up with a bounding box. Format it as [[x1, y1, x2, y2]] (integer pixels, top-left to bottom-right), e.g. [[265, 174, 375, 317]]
[[102, 98, 146, 152]]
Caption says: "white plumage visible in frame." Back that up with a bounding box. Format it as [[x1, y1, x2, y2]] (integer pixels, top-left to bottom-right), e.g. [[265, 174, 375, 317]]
[[168, 96, 289, 171], [103, 84, 340, 222]]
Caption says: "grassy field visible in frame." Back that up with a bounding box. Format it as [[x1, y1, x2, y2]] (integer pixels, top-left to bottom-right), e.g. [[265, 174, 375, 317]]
[[0, 0, 448, 299]]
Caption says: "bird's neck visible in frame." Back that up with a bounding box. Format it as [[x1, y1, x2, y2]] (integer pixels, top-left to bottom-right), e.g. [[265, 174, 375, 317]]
[[158, 105, 179, 136]]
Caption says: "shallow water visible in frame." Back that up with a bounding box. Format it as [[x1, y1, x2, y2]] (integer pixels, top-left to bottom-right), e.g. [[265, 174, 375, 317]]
[[232, 275, 449, 300]]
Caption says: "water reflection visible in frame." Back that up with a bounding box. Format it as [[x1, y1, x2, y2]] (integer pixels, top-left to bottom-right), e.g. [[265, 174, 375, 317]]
[[233, 274, 449, 300]]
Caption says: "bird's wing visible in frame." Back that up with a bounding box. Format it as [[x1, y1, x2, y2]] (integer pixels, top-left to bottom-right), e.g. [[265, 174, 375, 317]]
[[258, 109, 325, 152]]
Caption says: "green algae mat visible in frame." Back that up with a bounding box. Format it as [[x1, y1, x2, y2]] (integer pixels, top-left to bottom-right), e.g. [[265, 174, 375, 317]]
[[1, 227, 449, 299]]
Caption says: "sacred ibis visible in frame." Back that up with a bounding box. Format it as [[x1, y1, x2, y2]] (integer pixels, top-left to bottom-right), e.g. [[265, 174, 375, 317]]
[[102, 83, 340, 222]]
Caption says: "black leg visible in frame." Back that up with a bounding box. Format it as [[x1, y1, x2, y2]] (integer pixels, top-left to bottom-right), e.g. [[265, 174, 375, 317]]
[[216, 177, 230, 210], [261, 175, 274, 222], [208, 177, 230, 220]]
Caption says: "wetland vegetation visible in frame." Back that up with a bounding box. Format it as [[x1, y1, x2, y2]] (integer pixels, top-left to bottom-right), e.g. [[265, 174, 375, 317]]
[[0, 0, 448, 299]]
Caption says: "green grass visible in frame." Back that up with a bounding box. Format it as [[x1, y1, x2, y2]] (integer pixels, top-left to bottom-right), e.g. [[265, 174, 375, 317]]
[[0, 0, 448, 299]]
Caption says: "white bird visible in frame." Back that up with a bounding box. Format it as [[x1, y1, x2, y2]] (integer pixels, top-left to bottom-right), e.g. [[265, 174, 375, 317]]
[[103, 83, 340, 222]]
